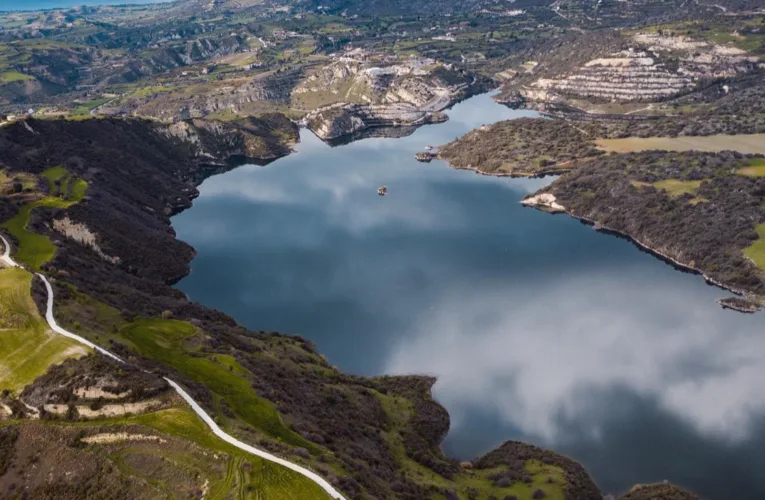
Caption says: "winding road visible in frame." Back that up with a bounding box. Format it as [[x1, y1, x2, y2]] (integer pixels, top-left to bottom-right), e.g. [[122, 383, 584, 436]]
[[0, 234, 16, 268], [0, 233, 347, 500]]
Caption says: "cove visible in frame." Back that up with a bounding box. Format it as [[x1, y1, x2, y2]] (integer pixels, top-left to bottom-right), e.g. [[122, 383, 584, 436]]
[[172, 93, 765, 500]]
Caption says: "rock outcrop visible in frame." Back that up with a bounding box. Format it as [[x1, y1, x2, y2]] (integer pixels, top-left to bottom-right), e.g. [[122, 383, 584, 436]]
[[296, 53, 485, 141], [305, 102, 447, 141]]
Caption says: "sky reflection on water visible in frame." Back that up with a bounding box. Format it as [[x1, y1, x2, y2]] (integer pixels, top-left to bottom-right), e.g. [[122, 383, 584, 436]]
[[173, 94, 765, 499]]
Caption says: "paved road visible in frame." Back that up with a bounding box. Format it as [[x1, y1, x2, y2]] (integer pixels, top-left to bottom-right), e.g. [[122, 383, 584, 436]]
[[0, 231, 345, 500], [0, 234, 17, 268]]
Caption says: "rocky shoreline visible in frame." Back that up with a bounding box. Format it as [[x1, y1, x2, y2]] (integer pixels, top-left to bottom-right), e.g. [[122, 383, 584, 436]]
[[521, 193, 763, 313], [443, 161, 570, 179]]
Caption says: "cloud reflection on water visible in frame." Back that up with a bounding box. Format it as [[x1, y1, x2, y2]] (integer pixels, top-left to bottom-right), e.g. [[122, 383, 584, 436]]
[[384, 269, 765, 442], [173, 93, 765, 499]]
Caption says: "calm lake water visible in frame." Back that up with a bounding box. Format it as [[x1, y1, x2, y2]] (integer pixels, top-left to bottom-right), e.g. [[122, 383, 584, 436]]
[[173, 93, 765, 499], [1, 0, 171, 11]]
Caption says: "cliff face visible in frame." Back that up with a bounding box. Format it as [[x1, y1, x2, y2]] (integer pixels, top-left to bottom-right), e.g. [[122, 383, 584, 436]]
[[305, 102, 447, 141], [162, 113, 299, 163]]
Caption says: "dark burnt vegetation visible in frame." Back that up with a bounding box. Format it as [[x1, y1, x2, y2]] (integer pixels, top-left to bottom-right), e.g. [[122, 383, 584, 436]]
[[230, 338, 457, 498], [377, 376, 458, 478], [544, 151, 765, 298], [0, 115, 295, 320], [0, 427, 18, 477], [439, 118, 602, 175]]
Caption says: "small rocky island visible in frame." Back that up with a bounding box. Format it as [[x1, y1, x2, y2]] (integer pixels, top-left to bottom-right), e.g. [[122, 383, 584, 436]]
[[415, 152, 436, 162]]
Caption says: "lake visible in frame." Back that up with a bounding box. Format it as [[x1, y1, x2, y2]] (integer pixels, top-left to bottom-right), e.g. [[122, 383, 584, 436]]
[[1, 0, 171, 11], [172, 93, 765, 499]]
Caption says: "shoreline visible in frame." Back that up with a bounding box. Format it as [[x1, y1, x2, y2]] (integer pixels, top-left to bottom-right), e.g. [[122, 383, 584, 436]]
[[529, 204, 763, 312], [440, 159, 569, 179], [436, 150, 762, 312]]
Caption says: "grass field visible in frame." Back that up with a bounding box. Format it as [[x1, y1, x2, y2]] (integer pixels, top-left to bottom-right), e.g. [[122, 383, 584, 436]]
[[0, 71, 33, 83], [2, 198, 70, 270], [652, 179, 703, 197], [71, 97, 111, 116], [40, 165, 88, 202], [0, 170, 36, 192], [0, 267, 87, 392], [131, 407, 329, 499], [631, 179, 707, 203], [1, 166, 88, 269], [596, 134, 765, 155], [744, 224, 765, 272], [737, 158, 765, 177], [120, 318, 318, 451]]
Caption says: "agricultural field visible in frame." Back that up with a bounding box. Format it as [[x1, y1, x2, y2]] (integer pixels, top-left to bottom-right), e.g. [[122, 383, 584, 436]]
[[0, 393, 328, 499], [636, 16, 765, 54], [0, 267, 87, 392], [596, 135, 765, 155], [0, 72, 33, 84]]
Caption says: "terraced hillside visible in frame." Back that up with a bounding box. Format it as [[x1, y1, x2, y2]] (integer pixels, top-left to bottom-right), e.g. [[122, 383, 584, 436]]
[[1, 355, 331, 500], [497, 19, 764, 112]]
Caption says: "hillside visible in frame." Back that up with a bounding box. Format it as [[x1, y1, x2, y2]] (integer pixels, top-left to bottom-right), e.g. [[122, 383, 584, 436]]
[[496, 15, 765, 119], [1, 355, 330, 499]]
